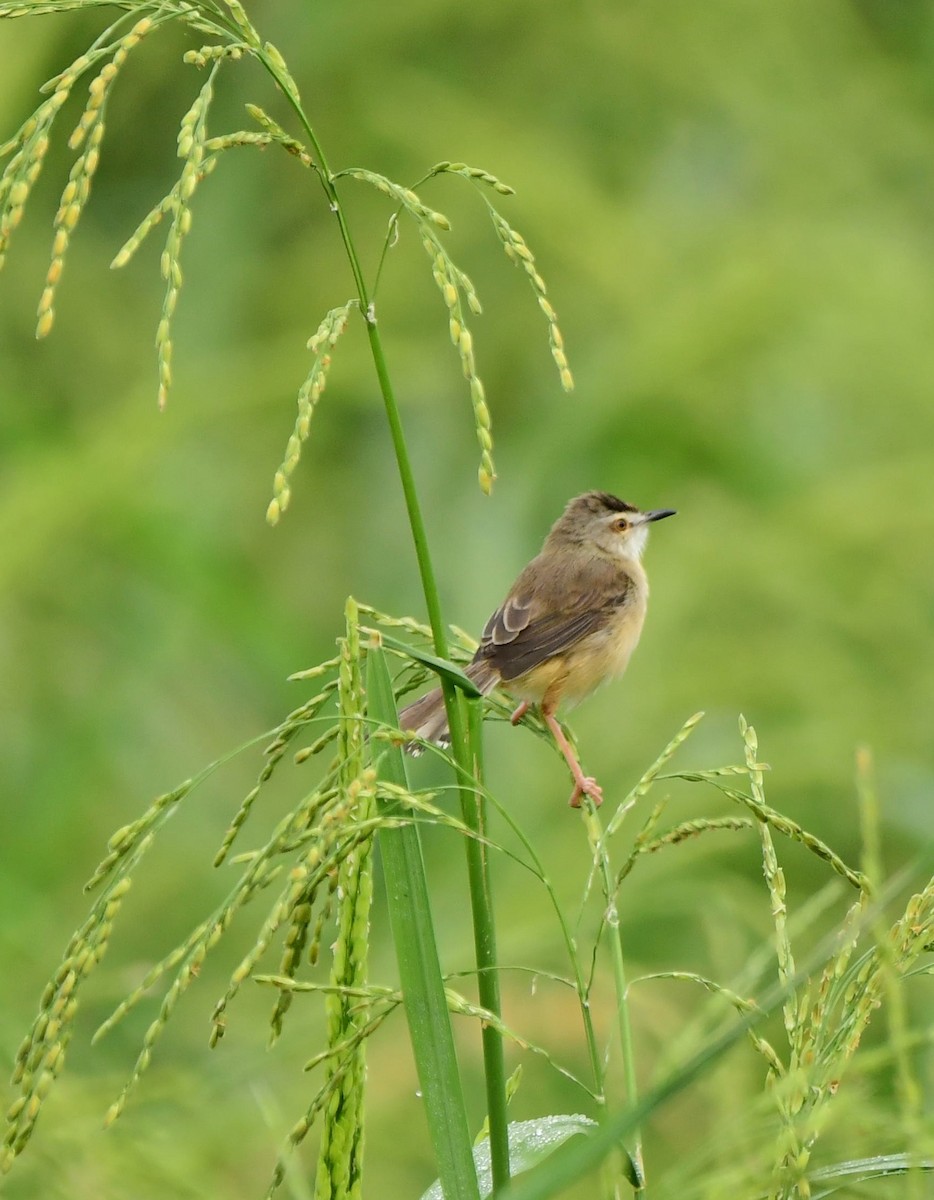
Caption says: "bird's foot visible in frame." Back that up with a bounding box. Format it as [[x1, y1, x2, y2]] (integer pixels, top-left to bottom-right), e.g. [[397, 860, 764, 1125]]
[[569, 776, 603, 809], [509, 701, 530, 726]]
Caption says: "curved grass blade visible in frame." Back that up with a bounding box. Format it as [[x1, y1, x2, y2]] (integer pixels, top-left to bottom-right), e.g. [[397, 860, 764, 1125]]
[[807, 1154, 934, 1199], [376, 631, 483, 697]]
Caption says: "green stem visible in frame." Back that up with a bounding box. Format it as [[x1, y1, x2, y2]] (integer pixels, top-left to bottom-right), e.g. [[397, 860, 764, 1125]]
[[256, 47, 511, 1187], [466, 698, 510, 1190], [607, 910, 643, 1193], [365, 282, 513, 1191], [358, 227, 512, 1190], [586, 807, 644, 1194], [362, 322, 450, 643], [442, 749, 605, 1110], [363, 254, 516, 1190]]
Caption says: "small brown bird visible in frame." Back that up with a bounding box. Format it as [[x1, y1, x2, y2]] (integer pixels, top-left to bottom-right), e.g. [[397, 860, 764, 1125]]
[[399, 491, 675, 807]]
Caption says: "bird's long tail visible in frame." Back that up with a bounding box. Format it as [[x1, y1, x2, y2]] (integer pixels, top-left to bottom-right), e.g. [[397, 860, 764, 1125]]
[[397, 659, 500, 753]]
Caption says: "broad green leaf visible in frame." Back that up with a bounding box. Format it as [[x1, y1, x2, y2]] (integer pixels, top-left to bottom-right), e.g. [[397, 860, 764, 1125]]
[[420, 1116, 597, 1200]]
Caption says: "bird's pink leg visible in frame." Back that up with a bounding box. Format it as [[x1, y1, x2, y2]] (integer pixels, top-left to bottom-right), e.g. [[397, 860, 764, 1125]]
[[542, 710, 603, 808], [509, 701, 530, 726]]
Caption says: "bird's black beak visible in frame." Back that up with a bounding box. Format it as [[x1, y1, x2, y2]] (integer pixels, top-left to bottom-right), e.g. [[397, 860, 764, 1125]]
[[643, 509, 677, 523]]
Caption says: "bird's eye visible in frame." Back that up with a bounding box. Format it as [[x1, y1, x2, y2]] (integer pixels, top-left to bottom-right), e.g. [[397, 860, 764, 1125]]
[[613, 517, 630, 532]]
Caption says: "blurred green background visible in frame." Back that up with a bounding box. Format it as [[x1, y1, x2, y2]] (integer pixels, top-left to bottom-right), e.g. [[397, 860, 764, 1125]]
[[3, 1, 934, 1196]]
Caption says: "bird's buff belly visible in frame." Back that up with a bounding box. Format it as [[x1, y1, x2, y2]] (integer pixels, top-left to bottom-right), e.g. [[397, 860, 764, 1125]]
[[504, 606, 647, 710]]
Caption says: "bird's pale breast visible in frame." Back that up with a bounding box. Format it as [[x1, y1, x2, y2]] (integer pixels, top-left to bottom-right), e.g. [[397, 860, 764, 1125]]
[[504, 565, 648, 710]]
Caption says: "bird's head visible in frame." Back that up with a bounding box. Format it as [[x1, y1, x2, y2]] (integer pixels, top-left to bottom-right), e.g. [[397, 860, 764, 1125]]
[[547, 491, 676, 561]]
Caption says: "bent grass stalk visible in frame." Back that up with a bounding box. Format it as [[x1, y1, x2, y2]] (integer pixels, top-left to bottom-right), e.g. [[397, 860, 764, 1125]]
[[582, 802, 644, 1192]]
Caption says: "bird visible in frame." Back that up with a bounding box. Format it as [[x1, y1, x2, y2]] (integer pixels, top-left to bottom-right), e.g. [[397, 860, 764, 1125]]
[[398, 491, 675, 807]]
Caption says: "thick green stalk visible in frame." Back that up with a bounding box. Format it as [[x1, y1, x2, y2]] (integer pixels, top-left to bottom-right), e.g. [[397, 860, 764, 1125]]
[[586, 806, 644, 1193], [256, 46, 511, 1189], [359, 199, 511, 1194], [466, 698, 510, 1191], [362, 320, 451, 647], [364, 272, 512, 1195]]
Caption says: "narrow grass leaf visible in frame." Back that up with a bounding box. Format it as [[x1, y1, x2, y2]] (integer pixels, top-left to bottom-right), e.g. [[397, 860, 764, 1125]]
[[366, 644, 480, 1200], [807, 1154, 934, 1199], [376, 632, 483, 697]]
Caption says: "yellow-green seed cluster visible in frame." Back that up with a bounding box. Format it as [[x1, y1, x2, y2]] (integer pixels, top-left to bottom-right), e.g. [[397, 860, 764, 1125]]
[[1, 100, 59, 275], [65, 669, 349, 1131], [313, 599, 373, 1200], [354, 604, 480, 710], [340, 166, 499, 490], [432, 160, 516, 197], [110, 61, 225, 408], [0, 2, 79, 11], [263, 794, 363, 1042], [770, 881, 934, 1200], [110, 102, 305, 407], [422, 225, 496, 494], [488, 206, 573, 392], [604, 710, 705, 840], [106, 93, 321, 417], [342, 167, 451, 232], [0, 16, 153, 309], [732, 721, 930, 1199], [671, 766, 867, 893], [219, 0, 261, 44], [742, 719, 812, 1196], [110, 182, 183, 269], [743, 721, 797, 1039], [276, 617, 470, 1199], [210, 790, 369, 1039], [37, 18, 154, 339], [98, 748, 370, 1126], [267, 302, 356, 525], [85, 779, 193, 893], [268, 999, 397, 1200], [262, 40, 303, 107], [260, 603, 387, 1200], [355, 604, 435, 643], [158, 68, 217, 408], [611, 809, 756, 888], [246, 104, 314, 165], [2, 874, 133, 1172], [214, 680, 341, 867], [183, 43, 245, 68], [642, 815, 755, 853], [204, 131, 274, 153]]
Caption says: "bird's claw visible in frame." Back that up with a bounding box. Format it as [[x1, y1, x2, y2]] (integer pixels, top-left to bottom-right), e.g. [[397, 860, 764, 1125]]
[[569, 776, 603, 809]]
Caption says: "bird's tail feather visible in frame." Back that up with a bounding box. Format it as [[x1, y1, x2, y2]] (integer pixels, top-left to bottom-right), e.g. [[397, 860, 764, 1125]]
[[397, 659, 499, 754]]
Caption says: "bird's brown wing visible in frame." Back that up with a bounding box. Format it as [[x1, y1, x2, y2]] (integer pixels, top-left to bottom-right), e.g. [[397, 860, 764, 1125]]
[[476, 557, 633, 682]]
